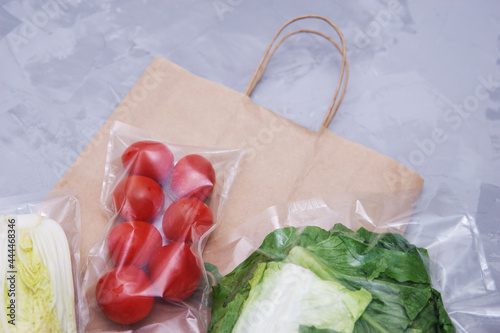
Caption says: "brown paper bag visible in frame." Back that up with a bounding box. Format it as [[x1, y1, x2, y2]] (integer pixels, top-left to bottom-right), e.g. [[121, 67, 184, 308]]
[[51, 16, 423, 273]]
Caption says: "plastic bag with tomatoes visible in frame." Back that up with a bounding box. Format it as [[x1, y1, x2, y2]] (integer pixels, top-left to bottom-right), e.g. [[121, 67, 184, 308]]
[[81, 121, 245, 332]]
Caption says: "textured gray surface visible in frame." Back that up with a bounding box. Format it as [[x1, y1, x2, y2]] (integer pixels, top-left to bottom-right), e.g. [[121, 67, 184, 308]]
[[1, 0, 500, 330]]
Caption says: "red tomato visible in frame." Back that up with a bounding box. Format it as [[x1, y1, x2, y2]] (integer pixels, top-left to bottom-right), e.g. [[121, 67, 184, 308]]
[[170, 154, 216, 201], [121, 141, 174, 184], [108, 221, 163, 267], [112, 175, 164, 222], [96, 266, 154, 324], [162, 197, 213, 244], [148, 243, 202, 302]]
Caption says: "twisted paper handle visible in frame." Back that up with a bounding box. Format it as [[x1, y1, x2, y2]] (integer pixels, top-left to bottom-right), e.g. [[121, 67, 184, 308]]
[[244, 15, 349, 129]]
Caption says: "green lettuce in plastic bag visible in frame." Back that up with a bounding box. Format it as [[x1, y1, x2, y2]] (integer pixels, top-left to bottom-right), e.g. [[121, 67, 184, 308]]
[[208, 224, 455, 333]]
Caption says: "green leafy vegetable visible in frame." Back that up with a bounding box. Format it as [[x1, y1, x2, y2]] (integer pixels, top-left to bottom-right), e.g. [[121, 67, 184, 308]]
[[231, 261, 371, 333], [209, 224, 454, 333]]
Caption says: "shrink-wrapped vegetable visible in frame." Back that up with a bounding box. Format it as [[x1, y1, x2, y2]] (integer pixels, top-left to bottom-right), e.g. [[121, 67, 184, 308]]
[[1, 214, 76, 333]]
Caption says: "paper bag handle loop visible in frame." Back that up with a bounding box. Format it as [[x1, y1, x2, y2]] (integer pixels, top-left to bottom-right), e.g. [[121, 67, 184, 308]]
[[244, 15, 349, 129]]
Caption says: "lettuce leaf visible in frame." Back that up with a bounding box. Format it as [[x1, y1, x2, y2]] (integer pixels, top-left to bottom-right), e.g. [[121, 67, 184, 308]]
[[231, 262, 372, 333], [208, 224, 455, 333], [210, 226, 331, 333]]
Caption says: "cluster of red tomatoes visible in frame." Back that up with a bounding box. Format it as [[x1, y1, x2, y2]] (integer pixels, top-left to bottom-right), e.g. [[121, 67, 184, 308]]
[[95, 141, 216, 325]]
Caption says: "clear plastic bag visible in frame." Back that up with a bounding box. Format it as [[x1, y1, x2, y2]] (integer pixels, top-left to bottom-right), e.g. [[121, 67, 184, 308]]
[[0, 190, 83, 332], [204, 191, 496, 332], [81, 121, 245, 332]]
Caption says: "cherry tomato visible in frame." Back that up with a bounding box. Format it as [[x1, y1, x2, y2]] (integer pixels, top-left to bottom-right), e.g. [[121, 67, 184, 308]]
[[108, 221, 163, 267], [148, 243, 202, 302], [96, 266, 154, 324], [122, 141, 174, 184], [112, 175, 164, 222], [162, 197, 213, 244], [170, 154, 216, 201]]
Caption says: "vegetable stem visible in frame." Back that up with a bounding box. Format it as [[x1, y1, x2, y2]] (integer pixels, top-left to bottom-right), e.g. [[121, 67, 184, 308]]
[[287, 246, 366, 285]]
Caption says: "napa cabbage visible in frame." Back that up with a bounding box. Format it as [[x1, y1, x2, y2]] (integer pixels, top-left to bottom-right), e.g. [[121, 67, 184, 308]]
[[1, 214, 76, 333]]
